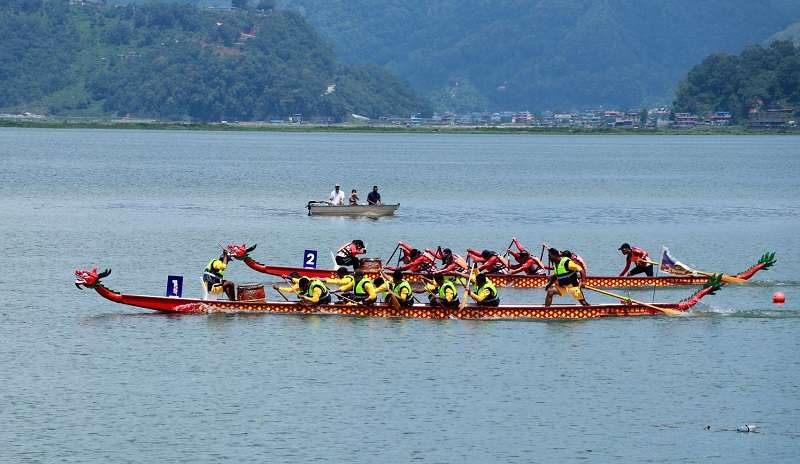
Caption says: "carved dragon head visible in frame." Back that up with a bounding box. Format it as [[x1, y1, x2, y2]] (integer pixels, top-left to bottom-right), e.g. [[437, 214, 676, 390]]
[[74, 267, 111, 289], [226, 243, 257, 260]]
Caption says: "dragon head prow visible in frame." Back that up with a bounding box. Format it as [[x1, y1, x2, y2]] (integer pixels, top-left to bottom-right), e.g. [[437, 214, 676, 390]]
[[226, 243, 257, 260], [74, 267, 111, 289]]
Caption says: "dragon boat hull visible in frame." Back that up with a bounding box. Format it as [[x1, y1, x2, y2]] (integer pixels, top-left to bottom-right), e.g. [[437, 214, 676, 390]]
[[75, 269, 722, 320]]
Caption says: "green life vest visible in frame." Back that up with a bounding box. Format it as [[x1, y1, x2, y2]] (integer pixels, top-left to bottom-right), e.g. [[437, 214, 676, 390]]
[[205, 259, 225, 278], [472, 280, 497, 298], [354, 277, 372, 296], [392, 280, 413, 300], [308, 279, 329, 298], [438, 279, 457, 299], [555, 257, 579, 286]]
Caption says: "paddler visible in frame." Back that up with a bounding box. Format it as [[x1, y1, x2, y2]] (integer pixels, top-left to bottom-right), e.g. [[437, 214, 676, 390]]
[[203, 250, 236, 300], [506, 238, 547, 275], [386, 247, 435, 273], [464, 272, 500, 306], [297, 277, 332, 304], [430, 247, 469, 275], [352, 270, 378, 305], [466, 248, 508, 274], [545, 248, 589, 306], [618, 243, 653, 277], [375, 269, 414, 306], [325, 267, 355, 292], [560, 250, 588, 279], [335, 239, 366, 269], [426, 274, 460, 307]]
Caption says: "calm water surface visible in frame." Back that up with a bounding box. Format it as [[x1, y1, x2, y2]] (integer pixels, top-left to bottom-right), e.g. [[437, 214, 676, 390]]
[[1, 128, 799, 463]]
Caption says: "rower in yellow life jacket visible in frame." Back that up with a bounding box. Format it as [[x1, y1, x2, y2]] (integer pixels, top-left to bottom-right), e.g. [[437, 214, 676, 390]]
[[544, 248, 589, 307], [426, 274, 459, 307], [351, 271, 378, 305], [203, 250, 236, 300], [465, 272, 500, 306], [297, 277, 332, 304], [374, 269, 414, 307], [326, 267, 355, 292]]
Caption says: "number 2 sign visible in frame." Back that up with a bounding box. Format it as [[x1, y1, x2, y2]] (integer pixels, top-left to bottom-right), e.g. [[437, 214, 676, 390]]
[[303, 250, 318, 269]]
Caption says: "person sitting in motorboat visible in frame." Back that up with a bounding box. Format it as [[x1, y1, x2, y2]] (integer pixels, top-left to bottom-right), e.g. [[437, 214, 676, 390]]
[[425, 274, 460, 307], [326, 267, 355, 292], [349, 189, 360, 205], [545, 248, 589, 307], [506, 238, 548, 275], [464, 272, 500, 306], [203, 250, 237, 300], [297, 277, 332, 304], [467, 248, 509, 274], [618, 243, 654, 277], [335, 240, 367, 269], [329, 183, 345, 206], [367, 185, 382, 206]]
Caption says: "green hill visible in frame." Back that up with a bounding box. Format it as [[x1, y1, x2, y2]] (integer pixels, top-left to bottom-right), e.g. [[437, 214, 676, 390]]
[[673, 40, 800, 122], [280, 0, 800, 111], [0, 0, 429, 121]]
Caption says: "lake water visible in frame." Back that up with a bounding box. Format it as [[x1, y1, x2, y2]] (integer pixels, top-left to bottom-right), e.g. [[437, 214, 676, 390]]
[[1, 128, 799, 462]]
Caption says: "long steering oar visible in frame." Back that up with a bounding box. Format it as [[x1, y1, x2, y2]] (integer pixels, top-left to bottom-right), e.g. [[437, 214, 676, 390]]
[[583, 285, 682, 316], [644, 259, 746, 284]]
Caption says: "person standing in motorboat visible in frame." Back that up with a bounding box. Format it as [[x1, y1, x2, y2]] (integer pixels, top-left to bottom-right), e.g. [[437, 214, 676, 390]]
[[329, 183, 345, 206]]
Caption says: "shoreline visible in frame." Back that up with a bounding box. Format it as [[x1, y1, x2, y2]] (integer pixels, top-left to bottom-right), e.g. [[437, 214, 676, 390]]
[[1, 119, 798, 135]]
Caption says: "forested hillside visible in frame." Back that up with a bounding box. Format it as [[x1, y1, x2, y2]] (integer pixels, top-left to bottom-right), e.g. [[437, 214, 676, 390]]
[[0, 0, 429, 121], [280, 0, 800, 111], [673, 41, 800, 122]]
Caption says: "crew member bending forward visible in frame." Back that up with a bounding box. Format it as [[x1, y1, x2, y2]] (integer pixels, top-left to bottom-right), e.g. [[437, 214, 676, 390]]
[[618, 243, 653, 276], [336, 240, 366, 269], [465, 272, 500, 306]]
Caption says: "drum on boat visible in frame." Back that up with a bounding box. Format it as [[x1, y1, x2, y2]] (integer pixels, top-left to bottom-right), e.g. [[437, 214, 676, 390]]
[[237, 283, 266, 302], [360, 258, 383, 272]]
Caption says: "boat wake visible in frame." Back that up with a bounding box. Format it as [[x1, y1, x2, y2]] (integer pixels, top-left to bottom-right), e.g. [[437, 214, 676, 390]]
[[692, 305, 800, 319]]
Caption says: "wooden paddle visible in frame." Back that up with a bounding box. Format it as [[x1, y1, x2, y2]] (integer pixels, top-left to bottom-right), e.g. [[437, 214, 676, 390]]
[[583, 285, 682, 316], [643, 259, 746, 284], [271, 284, 291, 302], [458, 263, 478, 310], [380, 270, 401, 311]]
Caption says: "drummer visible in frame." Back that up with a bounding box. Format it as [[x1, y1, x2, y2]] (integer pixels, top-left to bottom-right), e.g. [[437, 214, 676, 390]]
[[335, 240, 367, 269]]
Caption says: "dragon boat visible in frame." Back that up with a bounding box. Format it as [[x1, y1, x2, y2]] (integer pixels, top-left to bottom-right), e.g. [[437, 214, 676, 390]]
[[74, 268, 724, 320], [227, 244, 776, 289]]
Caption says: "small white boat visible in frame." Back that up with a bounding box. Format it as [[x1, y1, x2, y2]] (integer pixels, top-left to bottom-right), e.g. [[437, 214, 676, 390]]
[[307, 201, 399, 217]]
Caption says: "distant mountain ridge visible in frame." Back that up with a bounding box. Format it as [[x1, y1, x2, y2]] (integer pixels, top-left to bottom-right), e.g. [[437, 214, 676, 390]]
[[280, 0, 800, 111], [0, 0, 429, 120]]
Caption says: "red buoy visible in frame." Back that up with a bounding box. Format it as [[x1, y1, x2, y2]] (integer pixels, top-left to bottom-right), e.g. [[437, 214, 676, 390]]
[[773, 292, 786, 304]]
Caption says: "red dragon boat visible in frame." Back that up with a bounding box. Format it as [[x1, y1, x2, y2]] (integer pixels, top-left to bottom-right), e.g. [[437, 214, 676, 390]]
[[227, 244, 775, 289], [74, 268, 724, 320]]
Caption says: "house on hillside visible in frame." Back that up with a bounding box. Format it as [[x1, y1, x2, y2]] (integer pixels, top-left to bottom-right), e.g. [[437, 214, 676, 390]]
[[748, 107, 793, 128], [674, 113, 698, 128]]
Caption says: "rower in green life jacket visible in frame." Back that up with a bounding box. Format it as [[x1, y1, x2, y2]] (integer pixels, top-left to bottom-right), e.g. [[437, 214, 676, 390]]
[[297, 277, 332, 304], [347, 270, 378, 305], [426, 273, 460, 307], [545, 247, 589, 306], [464, 272, 500, 306], [374, 269, 414, 307], [203, 250, 236, 300], [325, 267, 355, 293]]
